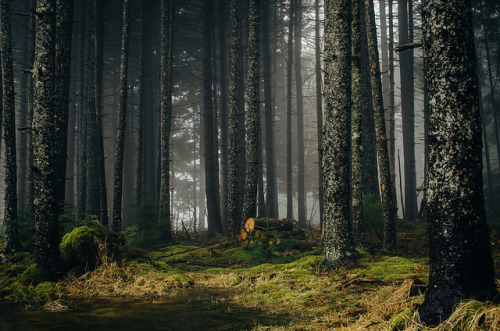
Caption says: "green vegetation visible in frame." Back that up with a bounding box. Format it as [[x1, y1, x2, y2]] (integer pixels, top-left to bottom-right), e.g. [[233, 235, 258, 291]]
[[1, 216, 499, 330]]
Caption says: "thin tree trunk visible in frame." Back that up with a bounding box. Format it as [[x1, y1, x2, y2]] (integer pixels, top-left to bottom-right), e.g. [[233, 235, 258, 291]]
[[203, 0, 223, 236], [388, 0, 397, 213], [364, 0, 397, 251], [227, 0, 245, 239], [351, 0, 365, 248], [286, 0, 294, 220], [242, 0, 261, 222], [158, 0, 174, 241], [399, 0, 417, 221], [315, 0, 324, 228], [219, 0, 229, 229], [112, 0, 131, 232], [262, 0, 278, 218], [135, 0, 146, 205], [2, 0, 19, 252], [54, 0, 74, 213], [26, 0, 36, 214], [94, 0, 108, 225], [295, 0, 306, 226]]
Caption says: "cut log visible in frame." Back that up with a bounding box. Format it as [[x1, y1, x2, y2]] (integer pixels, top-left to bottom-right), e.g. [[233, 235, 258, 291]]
[[243, 217, 294, 233]]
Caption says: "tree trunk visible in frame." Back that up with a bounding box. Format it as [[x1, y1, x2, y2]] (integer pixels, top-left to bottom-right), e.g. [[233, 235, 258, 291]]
[[322, 0, 356, 269], [419, 0, 498, 324], [315, 0, 324, 229], [33, 0, 61, 271], [54, 0, 74, 213], [135, 0, 146, 205], [227, 0, 245, 239], [286, 0, 294, 220], [112, 0, 131, 232], [399, 0, 417, 221], [203, 0, 223, 236], [218, 0, 229, 230], [242, 0, 261, 223], [2, 0, 20, 252], [158, 0, 174, 242], [351, 0, 365, 248], [262, 0, 278, 218], [364, 0, 397, 251], [388, 0, 397, 214], [295, 0, 306, 226], [94, 0, 108, 225]]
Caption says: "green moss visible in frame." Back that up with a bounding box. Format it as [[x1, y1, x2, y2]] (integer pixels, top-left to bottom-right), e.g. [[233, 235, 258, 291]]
[[390, 308, 413, 330], [59, 216, 122, 271], [17, 263, 51, 285], [31, 282, 57, 301]]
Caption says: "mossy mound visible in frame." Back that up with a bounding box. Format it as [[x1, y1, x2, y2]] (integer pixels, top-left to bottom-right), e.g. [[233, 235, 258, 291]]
[[60, 217, 123, 271]]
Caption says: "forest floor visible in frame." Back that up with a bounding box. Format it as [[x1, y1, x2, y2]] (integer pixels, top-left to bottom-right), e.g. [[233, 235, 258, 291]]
[[1, 217, 500, 330]]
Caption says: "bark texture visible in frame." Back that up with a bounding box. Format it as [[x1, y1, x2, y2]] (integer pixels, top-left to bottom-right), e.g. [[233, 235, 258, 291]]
[[315, 0, 324, 228], [322, 0, 356, 269], [203, 0, 223, 236], [33, 0, 61, 271], [54, 0, 74, 211], [286, 0, 294, 220], [242, 0, 261, 223], [351, 0, 365, 248], [364, 0, 397, 251], [419, 0, 498, 324], [158, 0, 174, 242], [2, 0, 19, 252], [227, 0, 245, 239], [262, 0, 278, 218], [112, 0, 131, 232]]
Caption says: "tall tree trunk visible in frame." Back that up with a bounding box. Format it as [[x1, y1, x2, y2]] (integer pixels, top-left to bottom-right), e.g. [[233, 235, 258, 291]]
[[218, 0, 229, 230], [94, 0, 108, 224], [360, 1, 379, 199], [286, 0, 294, 220], [203, 0, 223, 236], [25, 0, 36, 214], [315, 0, 324, 228], [112, 0, 131, 232], [364, 0, 397, 251], [351, 0, 365, 248], [322, 0, 356, 269], [419, 0, 498, 324], [379, 0, 389, 108], [388, 0, 397, 213], [33, 0, 61, 271], [399, 0, 417, 220], [227, 0, 245, 239], [262, 0, 278, 218], [295, 0, 306, 226], [2, 0, 20, 252], [135, 0, 146, 205], [158, 0, 174, 242], [54, 0, 74, 213], [242, 0, 261, 222]]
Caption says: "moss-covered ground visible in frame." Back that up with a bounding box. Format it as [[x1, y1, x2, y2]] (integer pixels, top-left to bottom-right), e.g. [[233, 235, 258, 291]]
[[1, 217, 500, 330]]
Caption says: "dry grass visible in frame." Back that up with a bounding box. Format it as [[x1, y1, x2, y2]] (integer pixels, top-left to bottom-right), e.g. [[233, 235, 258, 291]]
[[57, 261, 192, 298]]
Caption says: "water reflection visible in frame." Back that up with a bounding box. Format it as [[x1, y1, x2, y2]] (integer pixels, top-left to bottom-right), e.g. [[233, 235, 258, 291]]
[[0, 288, 285, 330]]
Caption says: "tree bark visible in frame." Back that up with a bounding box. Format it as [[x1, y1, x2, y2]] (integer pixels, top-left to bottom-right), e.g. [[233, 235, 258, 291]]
[[54, 0, 74, 213], [2, 0, 20, 252], [419, 0, 498, 324], [295, 0, 306, 226], [33, 0, 61, 271], [158, 0, 174, 242], [286, 0, 294, 220], [112, 0, 131, 232], [203, 0, 223, 236], [262, 0, 278, 218], [242, 0, 261, 223], [364, 0, 397, 251], [322, 0, 357, 269], [351, 0, 366, 248], [315, 0, 324, 229], [227, 0, 245, 239]]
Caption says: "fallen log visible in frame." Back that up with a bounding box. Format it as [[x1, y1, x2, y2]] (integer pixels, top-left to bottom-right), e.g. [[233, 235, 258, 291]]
[[244, 217, 294, 233]]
